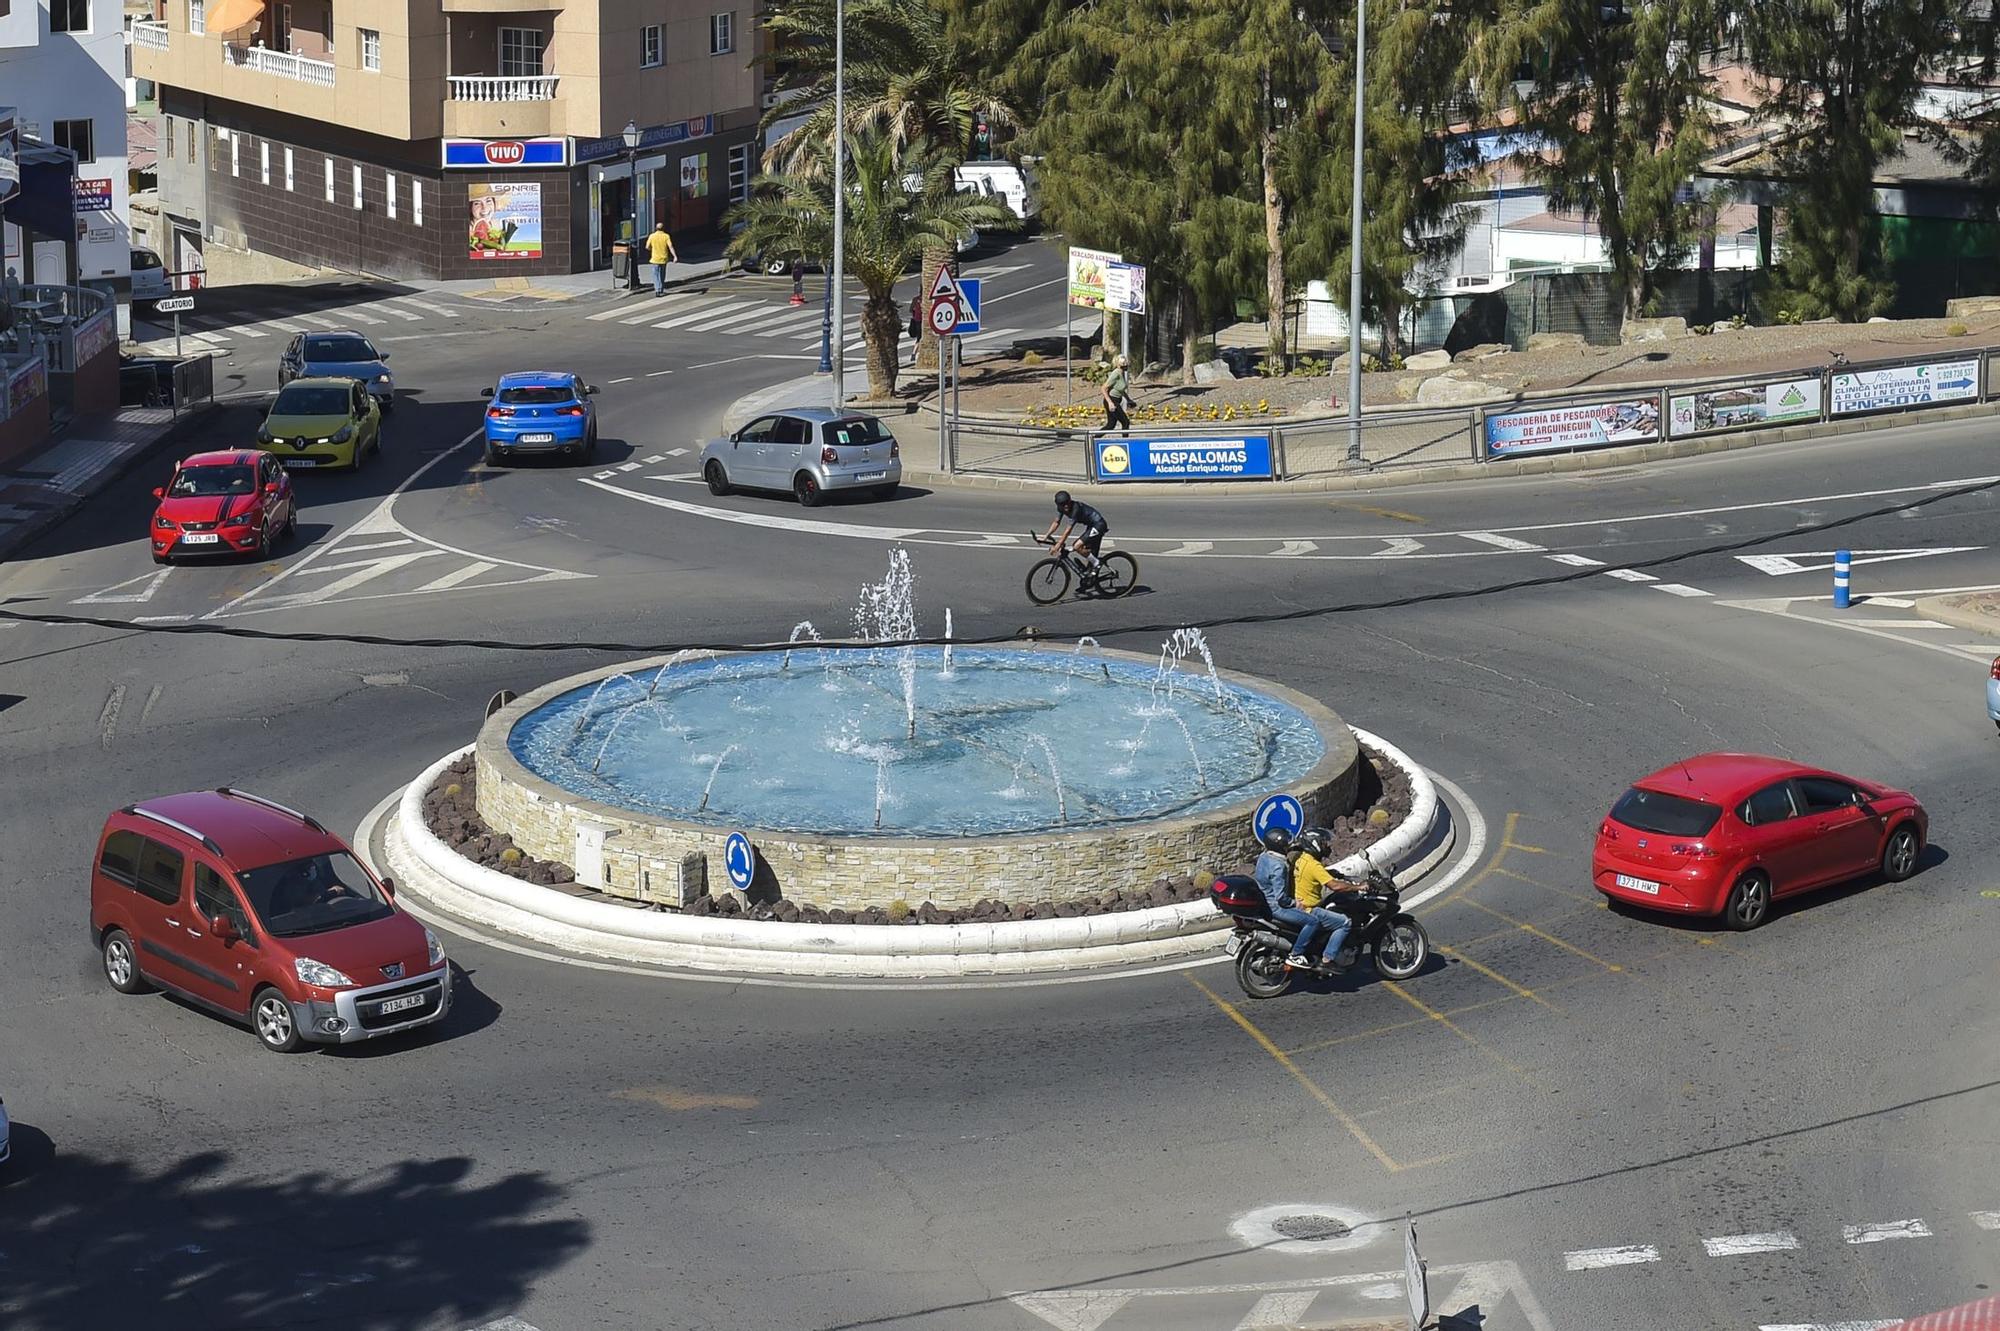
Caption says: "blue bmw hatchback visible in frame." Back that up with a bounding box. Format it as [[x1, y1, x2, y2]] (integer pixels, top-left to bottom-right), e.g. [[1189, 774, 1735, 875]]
[[481, 371, 600, 465]]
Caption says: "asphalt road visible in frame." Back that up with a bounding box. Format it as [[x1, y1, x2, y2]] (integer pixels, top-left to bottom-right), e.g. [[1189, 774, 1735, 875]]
[[3, 250, 1997, 1331]]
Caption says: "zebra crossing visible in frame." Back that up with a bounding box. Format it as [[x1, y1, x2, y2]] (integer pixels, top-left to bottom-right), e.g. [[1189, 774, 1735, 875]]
[[585, 285, 1024, 355], [131, 294, 469, 352]]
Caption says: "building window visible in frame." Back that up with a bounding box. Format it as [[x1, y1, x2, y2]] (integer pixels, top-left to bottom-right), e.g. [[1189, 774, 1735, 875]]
[[352, 163, 362, 209], [283, 146, 294, 191], [641, 23, 661, 66], [229, 130, 238, 176], [53, 118, 95, 164], [386, 172, 397, 219], [709, 11, 732, 54], [50, 0, 89, 34], [361, 27, 380, 71], [259, 139, 269, 185], [727, 142, 750, 204], [186, 118, 194, 163], [324, 156, 334, 201], [499, 27, 544, 77], [413, 179, 422, 226], [188, 0, 204, 34]]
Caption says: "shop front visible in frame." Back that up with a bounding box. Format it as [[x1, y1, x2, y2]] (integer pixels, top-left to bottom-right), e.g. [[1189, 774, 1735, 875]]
[[578, 116, 721, 270]]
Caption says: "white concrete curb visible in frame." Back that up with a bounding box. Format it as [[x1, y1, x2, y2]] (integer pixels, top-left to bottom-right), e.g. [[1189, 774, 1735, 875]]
[[384, 725, 1453, 977]]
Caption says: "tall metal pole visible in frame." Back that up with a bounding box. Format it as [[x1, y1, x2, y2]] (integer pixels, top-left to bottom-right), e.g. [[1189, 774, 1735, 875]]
[[829, 0, 846, 407], [1343, 0, 1365, 463], [817, 259, 833, 374]]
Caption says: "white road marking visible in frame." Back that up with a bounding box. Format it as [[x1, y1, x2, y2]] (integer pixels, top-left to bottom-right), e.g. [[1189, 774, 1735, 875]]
[[581, 477, 921, 538], [74, 568, 173, 605], [635, 301, 736, 331], [264, 319, 309, 334], [366, 301, 423, 321], [1702, 1231, 1801, 1256], [1402, 773, 1483, 912], [687, 304, 804, 334], [415, 561, 497, 593], [290, 313, 343, 329], [1603, 569, 1659, 583], [1010, 1291, 1132, 1331], [386, 297, 457, 318], [1653, 583, 1712, 597], [97, 684, 125, 748], [334, 537, 415, 554], [342, 309, 386, 325], [1843, 1219, 1932, 1244], [616, 293, 709, 324], [252, 552, 446, 606], [1971, 1211, 2000, 1229], [1232, 1291, 1317, 1329], [1010, 1263, 1548, 1331], [1162, 541, 1213, 556], [966, 262, 1029, 278], [1275, 540, 1318, 556], [1737, 547, 1983, 576], [139, 684, 164, 727], [188, 331, 228, 346], [1842, 618, 1947, 628], [1464, 531, 1546, 551], [961, 326, 1023, 346], [617, 462, 643, 471], [466, 1320, 544, 1331], [1546, 552, 1605, 567], [230, 323, 269, 338], [607, 376, 633, 384], [1759, 1322, 1900, 1331], [133, 613, 192, 623], [589, 300, 654, 320], [1563, 1244, 1659, 1270], [753, 312, 831, 337], [1378, 537, 1424, 556], [294, 553, 450, 578], [664, 447, 688, 456], [646, 369, 674, 377], [1861, 596, 1917, 608]]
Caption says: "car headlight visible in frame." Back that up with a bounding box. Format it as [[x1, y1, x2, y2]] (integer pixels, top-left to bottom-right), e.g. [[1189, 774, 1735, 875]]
[[425, 927, 445, 968], [294, 957, 354, 988], [329, 425, 354, 443], [375, 373, 392, 385], [154, 514, 175, 529], [223, 513, 252, 527]]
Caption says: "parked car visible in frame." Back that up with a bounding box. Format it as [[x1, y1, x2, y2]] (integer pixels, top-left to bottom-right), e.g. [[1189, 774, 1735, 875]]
[[150, 449, 296, 564], [278, 330, 395, 412], [255, 376, 382, 471], [90, 788, 450, 1052], [131, 248, 172, 304], [1592, 753, 1927, 929], [480, 370, 599, 465], [701, 408, 901, 507]]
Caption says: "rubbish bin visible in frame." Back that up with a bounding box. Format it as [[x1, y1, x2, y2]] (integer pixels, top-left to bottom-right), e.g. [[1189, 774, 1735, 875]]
[[611, 243, 633, 282]]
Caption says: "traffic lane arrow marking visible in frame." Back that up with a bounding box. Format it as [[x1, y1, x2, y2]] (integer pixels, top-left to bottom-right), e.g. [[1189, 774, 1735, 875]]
[[1735, 547, 1984, 575]]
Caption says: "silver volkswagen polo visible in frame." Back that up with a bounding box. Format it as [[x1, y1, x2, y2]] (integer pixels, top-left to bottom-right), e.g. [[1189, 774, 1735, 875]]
[[700, 407, 902, 507]]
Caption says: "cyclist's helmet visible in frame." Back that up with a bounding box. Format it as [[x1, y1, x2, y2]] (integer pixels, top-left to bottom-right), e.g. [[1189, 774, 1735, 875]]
[[1299, 828, 1332, 859], [1260, 826, 1294, 854], [1054, 490, 1073, 512]]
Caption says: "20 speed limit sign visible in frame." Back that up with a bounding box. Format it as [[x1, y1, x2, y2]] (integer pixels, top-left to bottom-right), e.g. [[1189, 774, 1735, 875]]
[[928, 297, 960, 336]]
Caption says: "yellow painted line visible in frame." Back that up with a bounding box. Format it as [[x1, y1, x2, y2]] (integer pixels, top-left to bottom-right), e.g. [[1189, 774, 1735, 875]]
[[1461, 897, 1625, 972], [1507, 840, 1549, 855], [1285, 971, 1606, 1057], [611, 1087, 760, 1111], [1424, 811, 1520, 913], [1189, 975, 1401, 1172], [1379, 981, 1551, 1092], [1434, 944, 1560, 1012]]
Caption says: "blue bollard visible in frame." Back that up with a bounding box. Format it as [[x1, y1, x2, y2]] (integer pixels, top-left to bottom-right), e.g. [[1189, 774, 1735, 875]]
[[1833, 549, 1852, 609]]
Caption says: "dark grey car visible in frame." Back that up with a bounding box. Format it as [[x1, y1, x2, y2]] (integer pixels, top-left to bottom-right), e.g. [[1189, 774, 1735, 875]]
[[278, 330, 395, 412]]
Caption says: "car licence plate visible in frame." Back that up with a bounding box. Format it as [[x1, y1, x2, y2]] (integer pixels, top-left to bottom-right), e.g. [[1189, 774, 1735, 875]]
[[180, 533, 220, 545], [1614, 873, 1661, 895], [281, 458, 319, 469], [857, 470, 887, 482], [518, 432, 555, 443], [377, 993, 427, 1014], [1223, 934, 1243, 957]]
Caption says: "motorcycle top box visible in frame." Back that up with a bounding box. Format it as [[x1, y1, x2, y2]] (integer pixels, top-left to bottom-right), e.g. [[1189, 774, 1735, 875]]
[[1210, 874, 1265, 918]]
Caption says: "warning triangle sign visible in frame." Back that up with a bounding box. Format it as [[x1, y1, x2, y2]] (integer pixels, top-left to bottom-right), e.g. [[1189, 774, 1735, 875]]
[[928, 266, 962, 304]]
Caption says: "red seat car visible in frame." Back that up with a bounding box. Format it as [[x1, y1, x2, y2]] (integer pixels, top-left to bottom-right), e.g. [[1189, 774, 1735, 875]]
[[1593, 753, 1927, 929], [89, 788, 450, 1051], [151, 449, 295, 563]]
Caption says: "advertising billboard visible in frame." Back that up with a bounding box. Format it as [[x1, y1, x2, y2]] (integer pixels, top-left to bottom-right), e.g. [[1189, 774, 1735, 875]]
[[1068, 246, 1120, 310], [1484, 397, 1661, 458], [1829, 359, 1979, 416], [442, 137, 568, 170], [466, 181, 542, 261], [1094, 435, 1276, 481], [1668, 376, 1822, 437]]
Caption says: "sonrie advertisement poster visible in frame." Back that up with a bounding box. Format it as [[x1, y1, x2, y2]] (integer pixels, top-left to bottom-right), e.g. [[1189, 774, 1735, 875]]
[[467, 181, 543, 261], [1484, 397, 1660, 457]]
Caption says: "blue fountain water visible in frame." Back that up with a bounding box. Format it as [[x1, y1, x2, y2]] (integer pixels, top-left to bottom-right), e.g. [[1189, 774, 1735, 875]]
[[508, 647, 1325, 837]]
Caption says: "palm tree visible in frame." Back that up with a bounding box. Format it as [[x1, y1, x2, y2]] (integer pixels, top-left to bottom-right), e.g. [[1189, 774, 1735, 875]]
[[728, 126, 1015, 399]]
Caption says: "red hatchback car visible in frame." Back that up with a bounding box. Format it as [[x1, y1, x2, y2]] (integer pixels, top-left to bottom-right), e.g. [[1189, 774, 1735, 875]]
[[90, 788, 449, 1051], [151, 450, 295, 563], [1593, 753, 1927, 929]]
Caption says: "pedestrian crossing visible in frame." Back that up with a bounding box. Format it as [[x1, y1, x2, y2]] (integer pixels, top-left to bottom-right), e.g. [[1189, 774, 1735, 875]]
[[588, 289, 1021, 355], [132, 294, 469, 351]]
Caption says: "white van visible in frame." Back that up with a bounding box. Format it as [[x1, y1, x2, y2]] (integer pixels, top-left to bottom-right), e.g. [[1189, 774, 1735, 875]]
[[954, 162, 1040, 226]]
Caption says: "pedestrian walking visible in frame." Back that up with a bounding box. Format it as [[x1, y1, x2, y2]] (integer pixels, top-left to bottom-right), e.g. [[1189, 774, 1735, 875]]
[[645, 222, 677, 296], [789, 256, 807, 306], [1101, 355, 1134, 433], [906, 296, 923, 365]]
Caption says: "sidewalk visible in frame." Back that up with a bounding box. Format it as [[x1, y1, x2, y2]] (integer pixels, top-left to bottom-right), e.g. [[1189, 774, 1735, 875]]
[[411, 234, 734, 305], [0, 405, 214, 563], [1913, 590, 2000, 638]]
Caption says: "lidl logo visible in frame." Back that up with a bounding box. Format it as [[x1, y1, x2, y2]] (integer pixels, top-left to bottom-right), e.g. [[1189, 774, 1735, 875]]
[[1099, 443, 1130, 475]]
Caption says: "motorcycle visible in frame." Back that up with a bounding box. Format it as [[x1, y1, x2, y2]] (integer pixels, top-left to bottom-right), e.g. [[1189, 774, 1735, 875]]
[[1208, 847, 1430, 999]]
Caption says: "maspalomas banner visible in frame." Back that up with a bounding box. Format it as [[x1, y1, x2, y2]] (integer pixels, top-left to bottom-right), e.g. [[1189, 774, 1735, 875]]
[[1094, 436, 1276, 481], [1484, 397, 1661, 458]]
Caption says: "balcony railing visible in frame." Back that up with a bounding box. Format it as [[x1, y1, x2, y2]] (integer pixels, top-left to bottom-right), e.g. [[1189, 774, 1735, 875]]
[[449, 74, 558, 102], [132, 18, 169, 50], [224, 42, 336, 88]]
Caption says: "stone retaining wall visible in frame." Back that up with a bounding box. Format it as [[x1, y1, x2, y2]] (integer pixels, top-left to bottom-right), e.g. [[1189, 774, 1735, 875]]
[[474, 650, 1359, 912]]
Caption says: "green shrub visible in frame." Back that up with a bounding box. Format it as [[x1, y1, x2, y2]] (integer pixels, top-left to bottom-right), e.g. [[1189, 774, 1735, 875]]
[[1948, 320, 1969, 337], [1775, 308, 1804, 326], [886, 899, 912, 922]]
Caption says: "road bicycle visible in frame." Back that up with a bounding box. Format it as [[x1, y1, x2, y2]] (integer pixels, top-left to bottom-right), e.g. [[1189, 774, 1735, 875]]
[[1025, 533, 1138, 604]]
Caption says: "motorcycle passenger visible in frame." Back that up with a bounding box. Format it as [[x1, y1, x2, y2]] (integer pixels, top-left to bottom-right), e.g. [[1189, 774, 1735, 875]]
[[1042, 491, 1109, 568], [1253, 826, 1325, 970], [1293, 828, 1353, 972]]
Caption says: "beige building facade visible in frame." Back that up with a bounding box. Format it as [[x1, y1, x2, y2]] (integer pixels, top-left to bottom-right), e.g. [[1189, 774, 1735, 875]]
[[133, 0, 762, 277]]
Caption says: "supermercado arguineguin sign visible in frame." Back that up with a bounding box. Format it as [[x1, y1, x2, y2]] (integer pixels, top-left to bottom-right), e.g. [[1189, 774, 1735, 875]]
[[1093, 436, 1276, 481]]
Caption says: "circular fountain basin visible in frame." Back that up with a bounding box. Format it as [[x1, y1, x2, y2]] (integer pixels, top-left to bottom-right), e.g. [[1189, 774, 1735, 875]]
[[476, 647, 1359, 911]]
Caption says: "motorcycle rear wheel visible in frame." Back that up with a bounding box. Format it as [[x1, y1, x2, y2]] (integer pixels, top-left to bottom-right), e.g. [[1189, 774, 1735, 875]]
[[1235, 942, 1294, 999], [1372, 916, 1430, 981]]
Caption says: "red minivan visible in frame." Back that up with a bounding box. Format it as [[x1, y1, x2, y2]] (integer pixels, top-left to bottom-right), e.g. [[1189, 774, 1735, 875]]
[[89, 788, 450, 1052]]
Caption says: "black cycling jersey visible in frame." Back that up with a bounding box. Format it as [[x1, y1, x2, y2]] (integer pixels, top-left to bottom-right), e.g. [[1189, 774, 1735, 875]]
[[1063, 501, 1108, 532]]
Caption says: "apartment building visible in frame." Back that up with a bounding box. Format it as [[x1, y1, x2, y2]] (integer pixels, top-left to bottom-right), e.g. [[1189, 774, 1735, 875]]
[[0, 0, 133, 320], [132, 0, 762, 280]]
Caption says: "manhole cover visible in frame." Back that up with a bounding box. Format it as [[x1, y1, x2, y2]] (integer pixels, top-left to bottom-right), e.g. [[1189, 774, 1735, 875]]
[[1272, 1214, 1353, 1242]]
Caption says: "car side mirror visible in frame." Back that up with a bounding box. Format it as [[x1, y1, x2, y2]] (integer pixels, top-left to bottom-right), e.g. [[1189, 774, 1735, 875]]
[[585, 384, 600, 395], [378, 875, 396, 900], [480, 386, 495, 399], [379, 351, 390, 360], [210, 912, 239, 940], [263, 481, 281, 495], [152, 486, 165, 499]]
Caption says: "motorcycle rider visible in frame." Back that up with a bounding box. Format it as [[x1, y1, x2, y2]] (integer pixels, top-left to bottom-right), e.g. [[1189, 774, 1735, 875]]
[[1293, 828, 1353, 972], [1253, 826, 1325, 969]]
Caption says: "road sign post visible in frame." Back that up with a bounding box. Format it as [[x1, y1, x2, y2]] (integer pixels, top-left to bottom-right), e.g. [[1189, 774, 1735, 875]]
[[1252, 793, 1304, 841], [1404, 1217, 1429, 1331], [724, 832, 755, 892], [954, 278, 982, 336], [156, 294, 195, 360]]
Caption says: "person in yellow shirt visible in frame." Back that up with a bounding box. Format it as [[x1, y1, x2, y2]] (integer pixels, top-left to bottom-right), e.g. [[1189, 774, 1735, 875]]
[[645, 223, 678, 296], [1293, 828, 1353, 971]]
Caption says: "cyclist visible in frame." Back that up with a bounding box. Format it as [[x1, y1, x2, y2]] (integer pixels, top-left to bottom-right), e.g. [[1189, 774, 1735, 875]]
[[1041, 491, 1109, 568]]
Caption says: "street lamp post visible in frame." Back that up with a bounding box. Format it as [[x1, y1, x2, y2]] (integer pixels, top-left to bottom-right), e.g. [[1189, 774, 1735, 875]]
[[622, 119, 641, 292], [818, 248, 835, 374], [1343, 0, 1365, 463], [828, 0, 845, 407]]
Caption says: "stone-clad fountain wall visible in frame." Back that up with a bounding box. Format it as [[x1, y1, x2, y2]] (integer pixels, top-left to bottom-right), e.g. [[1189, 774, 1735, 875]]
[[475, 648, 1359, 911]]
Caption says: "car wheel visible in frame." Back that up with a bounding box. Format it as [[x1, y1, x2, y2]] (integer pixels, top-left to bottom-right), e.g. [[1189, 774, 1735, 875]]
[[1881, 824, 1922, 882], [793, 472, 823, 507], [485, 442, 506, 467], [764, 257, 788, 276], [102, 929, 151, 994], [583, 424, 598, 461], [705, 460, 730, 495], [255, 523, 271, 560], [283, 505, 297, 538], [252, 988, 305, 1053], [1723, 871, 1771, 930], [152, 551, 169, 565]]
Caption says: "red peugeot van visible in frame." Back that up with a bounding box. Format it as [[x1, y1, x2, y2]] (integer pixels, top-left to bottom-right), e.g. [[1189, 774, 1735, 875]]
[[89, 788, 450, 1052]]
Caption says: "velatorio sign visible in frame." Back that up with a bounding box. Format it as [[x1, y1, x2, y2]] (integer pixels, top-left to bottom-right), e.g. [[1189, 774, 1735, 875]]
[[1669, 375, 1821, 437], [442, 137, 569, 169], [1485, 397, 1661, 458], [1095, 435, 1276, 481], [1829, 359, 1979, 416]]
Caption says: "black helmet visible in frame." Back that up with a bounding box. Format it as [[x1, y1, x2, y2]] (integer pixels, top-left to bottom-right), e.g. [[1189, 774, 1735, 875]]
[[1054, 491, 1073, 510], [1260, 826, 1293, 854], [1299, 828, 1332, 859]]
